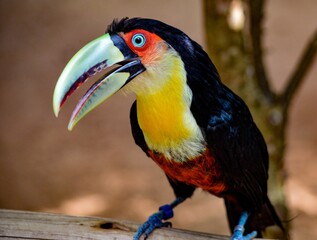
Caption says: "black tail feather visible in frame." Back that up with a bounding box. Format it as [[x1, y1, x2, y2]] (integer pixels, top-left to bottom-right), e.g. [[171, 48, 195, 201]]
[[224, 196, 288, 239], [264, 195, 289, 239]]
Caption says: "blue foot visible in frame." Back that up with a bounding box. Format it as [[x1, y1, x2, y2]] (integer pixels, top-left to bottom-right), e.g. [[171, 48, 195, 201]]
[[231, 212, 257, 240], [133, 204, 174, 240]]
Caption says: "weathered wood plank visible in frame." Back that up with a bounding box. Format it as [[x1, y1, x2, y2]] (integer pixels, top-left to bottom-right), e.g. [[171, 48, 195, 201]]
[[0, 209, 230, 239]]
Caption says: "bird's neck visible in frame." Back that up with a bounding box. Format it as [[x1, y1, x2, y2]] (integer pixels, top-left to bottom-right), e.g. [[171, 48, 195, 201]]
[[134, 56, 205, 162]]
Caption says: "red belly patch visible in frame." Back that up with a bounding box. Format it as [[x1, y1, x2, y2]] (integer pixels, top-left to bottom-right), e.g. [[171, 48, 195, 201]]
[[148, 149, 227, 195]]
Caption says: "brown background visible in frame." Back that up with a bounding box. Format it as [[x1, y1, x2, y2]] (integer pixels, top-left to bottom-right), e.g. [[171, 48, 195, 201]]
[[0, 0, 316, 239]]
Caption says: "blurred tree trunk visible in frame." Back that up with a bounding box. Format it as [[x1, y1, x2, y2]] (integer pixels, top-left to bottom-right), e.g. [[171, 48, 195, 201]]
[[203, 0, 317, 239]]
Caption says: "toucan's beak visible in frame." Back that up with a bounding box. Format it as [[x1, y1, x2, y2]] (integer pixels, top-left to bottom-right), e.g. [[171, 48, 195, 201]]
[[53, 33, 145, 130]]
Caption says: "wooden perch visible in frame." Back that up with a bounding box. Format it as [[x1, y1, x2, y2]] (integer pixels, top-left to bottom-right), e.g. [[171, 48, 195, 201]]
[[0, 209, 269, 240]]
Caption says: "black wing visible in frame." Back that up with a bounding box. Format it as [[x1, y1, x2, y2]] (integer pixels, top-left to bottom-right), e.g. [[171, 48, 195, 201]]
[[206, 107, 268, 210], [189, 77, 268, 212], [129, 101, 196, 199], [181, 39, 268, 211], [208, 92, 268, 212], [130, 101, 150, 156]]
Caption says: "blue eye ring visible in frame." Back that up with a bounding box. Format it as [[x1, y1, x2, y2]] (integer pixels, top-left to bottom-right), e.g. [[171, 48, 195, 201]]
[[131, 33, 146, 48]]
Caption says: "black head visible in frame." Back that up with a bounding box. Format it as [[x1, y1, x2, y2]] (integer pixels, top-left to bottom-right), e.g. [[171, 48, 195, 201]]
[[107, 17, 220, 81]]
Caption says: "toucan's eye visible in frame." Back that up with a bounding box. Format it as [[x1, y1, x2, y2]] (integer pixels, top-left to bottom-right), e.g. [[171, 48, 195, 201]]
[[131, 33, 146, 48]]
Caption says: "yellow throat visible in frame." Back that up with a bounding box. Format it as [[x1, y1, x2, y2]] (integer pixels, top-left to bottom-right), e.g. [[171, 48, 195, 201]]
[[129, 53, 205, 161]]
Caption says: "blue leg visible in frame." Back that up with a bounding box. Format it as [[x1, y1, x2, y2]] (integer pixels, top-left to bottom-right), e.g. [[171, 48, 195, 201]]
[[231, 211, 257, 240], [133, 197, 185, 240]]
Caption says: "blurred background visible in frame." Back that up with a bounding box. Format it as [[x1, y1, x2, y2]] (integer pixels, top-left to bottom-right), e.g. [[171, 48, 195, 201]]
[[0, 0, 316, 239]]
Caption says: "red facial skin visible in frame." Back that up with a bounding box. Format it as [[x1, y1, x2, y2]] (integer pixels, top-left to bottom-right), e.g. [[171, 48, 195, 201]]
[[122, 29, 166, 66]]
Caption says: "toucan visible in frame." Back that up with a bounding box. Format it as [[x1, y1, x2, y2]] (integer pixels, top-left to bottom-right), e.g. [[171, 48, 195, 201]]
[[53, 18, 287, 240]]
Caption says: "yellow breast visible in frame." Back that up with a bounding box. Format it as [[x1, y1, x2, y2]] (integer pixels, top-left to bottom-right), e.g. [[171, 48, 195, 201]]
[[136, 74, 191, 147], [134, 55, 205, 161]]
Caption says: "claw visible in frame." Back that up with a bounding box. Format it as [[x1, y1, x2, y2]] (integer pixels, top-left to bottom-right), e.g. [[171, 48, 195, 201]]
[[133, 197, 185, 240], [144, 214, 172, 239], [231, 212, 257, 240], [133, 205, 174, 240]]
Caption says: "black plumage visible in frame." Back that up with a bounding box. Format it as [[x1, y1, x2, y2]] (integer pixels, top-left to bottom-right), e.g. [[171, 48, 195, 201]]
[[107, 18, 285, 236], [114, 17, 285, 236]]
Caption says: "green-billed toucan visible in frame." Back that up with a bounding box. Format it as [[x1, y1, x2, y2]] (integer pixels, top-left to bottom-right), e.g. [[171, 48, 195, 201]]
[[53, 18, 287, 239]]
